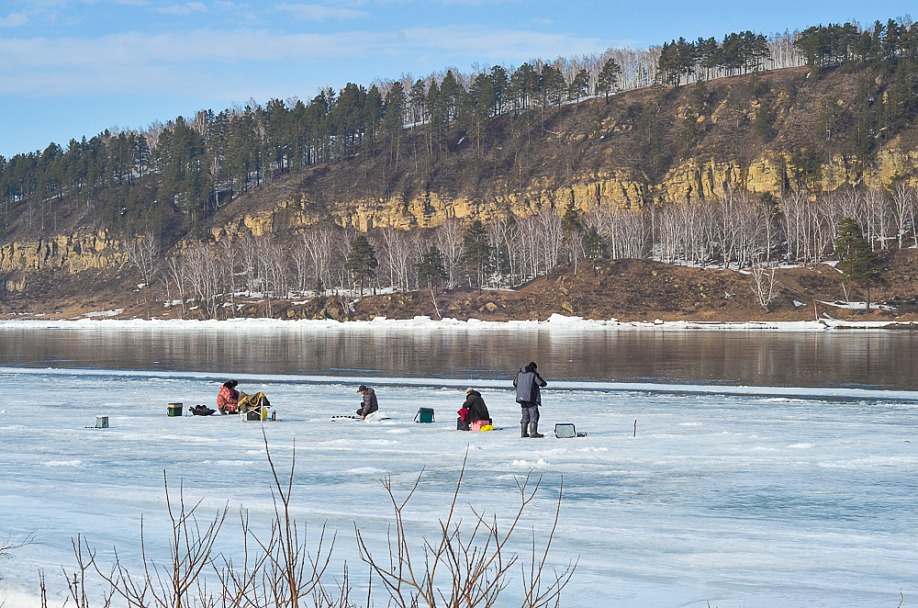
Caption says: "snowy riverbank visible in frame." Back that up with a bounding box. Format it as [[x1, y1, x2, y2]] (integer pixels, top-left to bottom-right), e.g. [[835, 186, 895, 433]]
[[2, 312, 916, 331]]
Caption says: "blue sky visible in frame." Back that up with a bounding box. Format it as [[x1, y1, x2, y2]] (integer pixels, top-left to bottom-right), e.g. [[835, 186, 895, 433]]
[[0, 0, 914, 158]]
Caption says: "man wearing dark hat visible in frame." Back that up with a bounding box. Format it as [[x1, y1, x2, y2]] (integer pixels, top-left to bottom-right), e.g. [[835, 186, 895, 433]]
[[513, 362, 547, 438], [356, 384, 379, 420]]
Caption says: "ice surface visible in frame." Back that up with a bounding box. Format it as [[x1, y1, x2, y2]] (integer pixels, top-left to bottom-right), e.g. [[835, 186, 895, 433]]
[[0, 361, 916, 607]]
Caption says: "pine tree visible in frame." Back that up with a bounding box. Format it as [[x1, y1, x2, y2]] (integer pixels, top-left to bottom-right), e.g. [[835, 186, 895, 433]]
[[561, 201, 585, 268], [834, 218, 886, 311], [417, 246, 447, 294], [568, 69, 590, 104], [596, 58, 621, 100], [382, 82, 406, 167], [583, 226, 607, 260], [461, 220, 492, 290], [345, 234, 378, 296]]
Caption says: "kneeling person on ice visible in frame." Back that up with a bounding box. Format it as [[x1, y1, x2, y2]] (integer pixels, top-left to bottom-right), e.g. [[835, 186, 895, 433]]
[[356, 384, 378, 420], [458, 388, 492, 431]]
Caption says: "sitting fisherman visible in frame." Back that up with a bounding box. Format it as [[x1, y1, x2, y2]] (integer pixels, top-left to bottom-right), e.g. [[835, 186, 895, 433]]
[[356, 384, 379, 420], [217, 380, 240, 414], [458, 388, 491, 430], [218, 380, 270, 416]]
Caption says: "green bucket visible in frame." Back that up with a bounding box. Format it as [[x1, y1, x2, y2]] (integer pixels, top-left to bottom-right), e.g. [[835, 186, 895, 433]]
[[167, 402, 183, 417], [414, 407, 434, 423]]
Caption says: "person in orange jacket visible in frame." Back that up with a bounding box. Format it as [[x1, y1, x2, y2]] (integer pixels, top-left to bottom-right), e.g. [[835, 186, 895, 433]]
[[217, 380, 240, 414]]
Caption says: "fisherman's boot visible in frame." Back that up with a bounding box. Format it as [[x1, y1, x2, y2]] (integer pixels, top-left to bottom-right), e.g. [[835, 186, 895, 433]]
[[521, 422, 530, 438], [529, 422, 544, 438]]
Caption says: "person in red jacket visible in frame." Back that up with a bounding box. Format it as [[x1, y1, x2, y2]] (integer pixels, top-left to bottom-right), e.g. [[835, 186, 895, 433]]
[[217, 380, 240, 414]]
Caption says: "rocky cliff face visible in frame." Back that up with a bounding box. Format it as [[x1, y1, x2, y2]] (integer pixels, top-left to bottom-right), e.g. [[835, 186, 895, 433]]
[[1, 231, 123, 291], [209, 148, 918, 240]]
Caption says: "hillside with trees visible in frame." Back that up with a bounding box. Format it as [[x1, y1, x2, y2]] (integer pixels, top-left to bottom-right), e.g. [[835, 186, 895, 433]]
[[2, 17, 918, 322]]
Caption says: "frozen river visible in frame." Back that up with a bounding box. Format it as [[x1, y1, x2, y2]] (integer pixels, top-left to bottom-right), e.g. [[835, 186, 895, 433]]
[[0, 321, 915, 607]]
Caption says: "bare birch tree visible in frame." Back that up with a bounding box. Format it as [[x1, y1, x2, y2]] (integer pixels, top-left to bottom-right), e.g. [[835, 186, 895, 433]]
[[750, 261, 779, 311], [781, 190, 812, 262], [890, 183, 916, 249], [255, 237, 290, 317], [299, 225, 343, 296], [435, 218, 465, 289], [864, 186, 892, 250], [122, 231, 162, 317], [378, 227, 419, 292], [163, 256, 188, 317], [217, 237, 240, 314], [717, 190, 766, 268], [122, 232, 160, 288], [487, 215, 518, 286], [182, 245, 225, 318], [513, 215, 543, 281], [584, 205, 648, 259], [535, 207, 564, 272], [290, 234, 315, 294]]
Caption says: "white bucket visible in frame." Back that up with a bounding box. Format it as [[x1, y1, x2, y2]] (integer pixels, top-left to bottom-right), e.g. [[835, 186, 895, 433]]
[[554, 423, 576, 438]]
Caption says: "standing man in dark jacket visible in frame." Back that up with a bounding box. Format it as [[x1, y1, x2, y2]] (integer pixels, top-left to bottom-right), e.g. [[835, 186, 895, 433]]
[[514, 362, 547, 438], [356, 384, 379, 420]]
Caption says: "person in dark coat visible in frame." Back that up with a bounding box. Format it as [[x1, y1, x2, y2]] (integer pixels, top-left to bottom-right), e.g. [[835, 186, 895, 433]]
[[458, 388, 491, 430], [513, 362, 547, 438], [356, 384, 379, 419]]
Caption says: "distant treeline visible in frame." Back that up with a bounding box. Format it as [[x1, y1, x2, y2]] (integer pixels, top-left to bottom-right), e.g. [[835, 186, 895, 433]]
[[1, 17, 917, 241], [657, 18, 918, 83]]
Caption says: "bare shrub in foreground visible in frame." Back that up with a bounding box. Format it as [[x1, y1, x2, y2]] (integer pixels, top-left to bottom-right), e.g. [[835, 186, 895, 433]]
[[93, 474, 227, 608], [356, 453, 576, 608], [244, 437, 347, 608], [41, 438, 572, 607]]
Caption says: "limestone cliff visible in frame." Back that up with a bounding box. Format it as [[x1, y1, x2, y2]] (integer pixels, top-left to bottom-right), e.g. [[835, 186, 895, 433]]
[[1, 231, 123, 291], [209, 149, 918, 240]]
